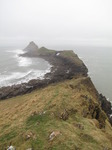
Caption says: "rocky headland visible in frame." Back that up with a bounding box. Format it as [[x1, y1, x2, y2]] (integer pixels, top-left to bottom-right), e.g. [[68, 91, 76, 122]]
[[0, 41, 111, 125], [0, 41, 88, 100], [0, 42, 112, 149]]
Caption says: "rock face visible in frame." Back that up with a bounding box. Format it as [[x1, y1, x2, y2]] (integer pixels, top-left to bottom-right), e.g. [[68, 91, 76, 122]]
[[24, 41, 38, 52], [99, 94, 112, 125], [99, 94, 112, 115]]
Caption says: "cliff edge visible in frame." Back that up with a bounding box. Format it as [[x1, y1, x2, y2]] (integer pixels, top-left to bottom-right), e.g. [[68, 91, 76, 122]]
[[0, 42, 112, 149]]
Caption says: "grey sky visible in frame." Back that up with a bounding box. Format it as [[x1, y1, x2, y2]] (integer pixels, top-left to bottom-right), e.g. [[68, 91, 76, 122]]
[[0, 0, 112, 47]]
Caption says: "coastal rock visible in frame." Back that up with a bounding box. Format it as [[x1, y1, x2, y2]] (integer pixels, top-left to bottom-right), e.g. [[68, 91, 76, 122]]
[[24, 41, 38, 54], [81, 95, 107, 128], [99, 94, 112, 125], [99, 94, 112, 115]]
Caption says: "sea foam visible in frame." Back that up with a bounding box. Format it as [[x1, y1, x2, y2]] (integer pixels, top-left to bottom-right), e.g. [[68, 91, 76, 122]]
[[0, 49, 51, 87], [11, 49, 32, 67]]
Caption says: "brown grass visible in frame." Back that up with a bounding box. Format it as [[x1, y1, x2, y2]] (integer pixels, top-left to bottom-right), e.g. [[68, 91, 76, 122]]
[[0, 77, 112, 149]]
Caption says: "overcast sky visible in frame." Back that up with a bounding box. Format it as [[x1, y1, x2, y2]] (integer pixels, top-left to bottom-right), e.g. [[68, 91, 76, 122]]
[[0, 0, 112, 47]]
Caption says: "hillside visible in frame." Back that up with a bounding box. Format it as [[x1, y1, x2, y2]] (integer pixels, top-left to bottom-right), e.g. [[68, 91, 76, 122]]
[[0, 77, 112, 149], [0, 42, 112, 149]]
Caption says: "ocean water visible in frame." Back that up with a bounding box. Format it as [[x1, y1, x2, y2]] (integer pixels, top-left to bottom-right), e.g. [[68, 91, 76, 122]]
[[74, 46, 112, 103], [0, 47, 51, 87]]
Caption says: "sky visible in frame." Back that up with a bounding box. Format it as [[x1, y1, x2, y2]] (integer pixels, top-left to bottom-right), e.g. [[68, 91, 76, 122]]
[[0, 0, 112, 47]]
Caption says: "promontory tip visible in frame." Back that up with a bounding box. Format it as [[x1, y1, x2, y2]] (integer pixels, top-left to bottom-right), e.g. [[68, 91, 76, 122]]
[[24, 41, 38, 51]]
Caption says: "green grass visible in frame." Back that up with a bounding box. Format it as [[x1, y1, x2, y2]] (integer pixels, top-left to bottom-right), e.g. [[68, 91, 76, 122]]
[[0, 77, 112, 149], [36, 47, 84, 67], [37, 47, 56, 56], [0, 130, 17, 143], [26, 113, 50, 127]]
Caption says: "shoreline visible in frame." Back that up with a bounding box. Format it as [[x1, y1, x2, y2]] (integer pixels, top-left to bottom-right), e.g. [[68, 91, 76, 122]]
[[0, 50, 88, 100], [0, 45, 111, 124]]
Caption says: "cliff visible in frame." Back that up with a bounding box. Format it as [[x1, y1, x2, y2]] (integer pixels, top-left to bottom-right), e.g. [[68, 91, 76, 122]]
[[0, 42, 112, 149]]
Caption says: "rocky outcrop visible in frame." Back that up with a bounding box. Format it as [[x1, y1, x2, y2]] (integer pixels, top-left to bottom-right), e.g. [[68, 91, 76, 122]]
[[99, 94, 112, 125], [24, 41, 38, 51], [80, 76, 112, 126], [99, 94, 112, 115]]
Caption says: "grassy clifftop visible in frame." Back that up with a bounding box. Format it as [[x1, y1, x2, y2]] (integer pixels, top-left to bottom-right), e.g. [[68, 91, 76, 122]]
[[0, 43, 111, 149], [0, 77, 112, 149], [23, 42, 86, 68]]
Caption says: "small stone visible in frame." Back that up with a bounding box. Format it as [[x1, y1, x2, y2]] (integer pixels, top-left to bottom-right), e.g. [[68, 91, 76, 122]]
[[49, 131, 61, 141], [26, 134, 31, 140], [49, 131, 55, 141], [7, 145, 15, 150]]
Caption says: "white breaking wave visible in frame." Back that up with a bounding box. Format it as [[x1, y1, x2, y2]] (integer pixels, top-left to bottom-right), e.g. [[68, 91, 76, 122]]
[[7, 49, 32, 67], [79, 56, 83, 59], [0, 48, 52, 87], [0, 71, 32, 87], [17, 56, 32, 67], [7, 49, 25, 55], [0, 67, 51, 87], [10, 49, 32, 67]]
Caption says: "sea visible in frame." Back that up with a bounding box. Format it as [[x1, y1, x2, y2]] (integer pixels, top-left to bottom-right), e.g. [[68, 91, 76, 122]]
[[0, 45, 112, 103], [0, 46, 51, 87], [74, 46, 112, 103]]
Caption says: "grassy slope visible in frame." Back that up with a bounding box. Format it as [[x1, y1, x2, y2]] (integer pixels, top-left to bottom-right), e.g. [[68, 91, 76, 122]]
[[0, 77, 112, 150]]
